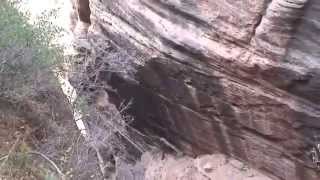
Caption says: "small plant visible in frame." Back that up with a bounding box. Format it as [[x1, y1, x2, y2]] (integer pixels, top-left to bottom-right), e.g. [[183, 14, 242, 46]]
[[0, 1, 70, 179], [0, 0, 63, 99], [0, 138, 62, 179]]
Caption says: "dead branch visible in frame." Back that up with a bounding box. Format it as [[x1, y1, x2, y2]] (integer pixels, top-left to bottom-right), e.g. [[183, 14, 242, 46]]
[[0, 135, 21, 170], [28, 151, 65, 179], [93, 146, 107, 179]]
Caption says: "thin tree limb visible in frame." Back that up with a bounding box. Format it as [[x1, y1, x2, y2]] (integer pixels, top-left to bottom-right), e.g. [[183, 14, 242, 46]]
[[28, 151, 65, 179], [0, 136, 21, 170]]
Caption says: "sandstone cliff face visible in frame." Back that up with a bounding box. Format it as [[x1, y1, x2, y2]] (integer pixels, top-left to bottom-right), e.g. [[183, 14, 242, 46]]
[[77, 0, 320, 179]]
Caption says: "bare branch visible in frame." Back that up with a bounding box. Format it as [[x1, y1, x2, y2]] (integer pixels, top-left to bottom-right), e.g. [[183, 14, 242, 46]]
[[28, 151, 65, 179]]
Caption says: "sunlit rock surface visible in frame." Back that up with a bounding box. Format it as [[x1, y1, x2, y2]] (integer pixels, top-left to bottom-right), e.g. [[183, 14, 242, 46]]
[[142, 153, 272, 180], [73, 0, 320, 179]]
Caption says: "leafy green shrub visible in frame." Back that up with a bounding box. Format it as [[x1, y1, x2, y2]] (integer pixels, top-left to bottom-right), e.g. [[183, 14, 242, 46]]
[[0, 0, 62, 98], [0, 1, 67, 179]]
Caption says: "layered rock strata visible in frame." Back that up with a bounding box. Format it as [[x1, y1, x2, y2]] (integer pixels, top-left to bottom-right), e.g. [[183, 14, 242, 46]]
[[72, 0, 320, 179]]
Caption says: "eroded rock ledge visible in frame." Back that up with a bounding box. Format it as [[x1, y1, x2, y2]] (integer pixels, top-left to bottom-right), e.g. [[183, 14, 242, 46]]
[[73, 0, 320, 179]]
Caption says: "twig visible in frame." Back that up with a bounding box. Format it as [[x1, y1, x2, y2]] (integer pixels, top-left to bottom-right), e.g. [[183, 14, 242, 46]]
[[158, 137, 183, 157], [99, 114, 146, 153], [93, 146, 107, 179], [0, 155, 8, 162], [0, 135, 21, 170], [28, 151, 65, 179]]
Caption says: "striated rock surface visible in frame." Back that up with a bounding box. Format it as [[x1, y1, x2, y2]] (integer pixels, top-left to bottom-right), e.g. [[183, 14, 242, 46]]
[[73, 0, 320, 179]]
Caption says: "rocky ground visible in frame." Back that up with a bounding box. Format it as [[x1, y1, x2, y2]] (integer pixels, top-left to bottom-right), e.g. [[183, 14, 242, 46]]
[[143, 153, 272, 180], [116, 151, 273, 180]]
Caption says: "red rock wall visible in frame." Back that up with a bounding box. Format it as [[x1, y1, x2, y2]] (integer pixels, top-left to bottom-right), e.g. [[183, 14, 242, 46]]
[[76, 0, 320, 179]]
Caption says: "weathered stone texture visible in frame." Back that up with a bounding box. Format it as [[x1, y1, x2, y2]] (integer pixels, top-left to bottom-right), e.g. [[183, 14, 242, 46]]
[[81, 0, 320, 179]]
